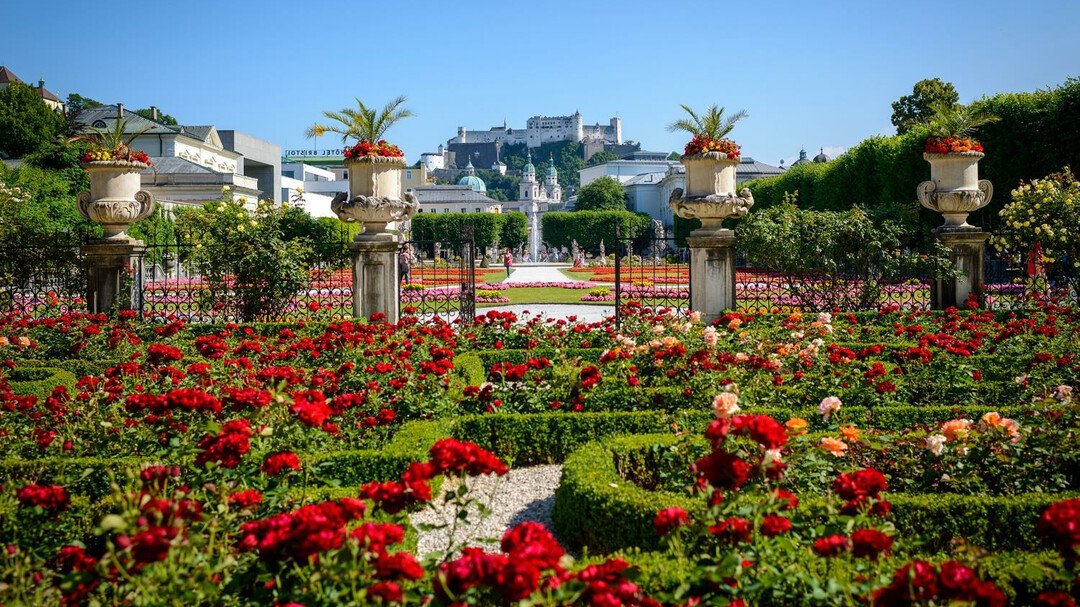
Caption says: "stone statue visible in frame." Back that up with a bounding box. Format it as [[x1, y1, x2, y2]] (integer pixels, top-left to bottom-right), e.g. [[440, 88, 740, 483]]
[[571, 239, 579, 261]]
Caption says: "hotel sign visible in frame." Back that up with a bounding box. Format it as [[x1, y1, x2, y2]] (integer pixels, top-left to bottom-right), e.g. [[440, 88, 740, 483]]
[[284, 149, 344, 158]]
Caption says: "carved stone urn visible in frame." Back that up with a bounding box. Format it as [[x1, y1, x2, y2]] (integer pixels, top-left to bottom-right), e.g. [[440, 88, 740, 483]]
[[335, 156, 418, 235], [670, 152, 754, 233], [78, 160, 155, 240], [917, 152, 993, 231]]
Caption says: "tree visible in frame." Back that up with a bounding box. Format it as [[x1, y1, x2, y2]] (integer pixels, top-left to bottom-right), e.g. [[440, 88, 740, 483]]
[[573, 176, 626, 212], [667, 152, 682, 161], [668, 104, 748, 139], [497, 212, 528, 251], [926, 101, 999, 139], [306, 95, 414, 143], [134, 108, 178, 125], [0, 82, 66, 158], [65, 93, 101, 115], [586, 150, 619, 165], [890, 78, 959, 135]]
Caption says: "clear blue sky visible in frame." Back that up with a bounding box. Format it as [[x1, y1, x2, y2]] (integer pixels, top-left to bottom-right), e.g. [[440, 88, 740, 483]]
[[3, 0, 1077, 166]]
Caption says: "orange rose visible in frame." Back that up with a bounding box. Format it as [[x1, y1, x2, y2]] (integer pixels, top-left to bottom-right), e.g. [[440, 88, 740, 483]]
[[820, 437, 848, 457], [840, 425, 860, 441], [785, 417, 808, 435]]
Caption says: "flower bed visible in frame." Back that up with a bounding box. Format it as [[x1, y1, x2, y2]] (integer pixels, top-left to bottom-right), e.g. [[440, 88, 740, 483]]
[[0, 301, 1077, 603]]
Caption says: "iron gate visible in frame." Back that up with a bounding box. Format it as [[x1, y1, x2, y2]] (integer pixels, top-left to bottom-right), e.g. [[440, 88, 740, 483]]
[[400, 223, 476, 324], [614, 223, 691, 325]]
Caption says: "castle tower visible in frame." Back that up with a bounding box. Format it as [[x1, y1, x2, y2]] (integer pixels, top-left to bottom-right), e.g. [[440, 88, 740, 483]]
[[573, 110, 584, 142], [610, 117, 622, 144]]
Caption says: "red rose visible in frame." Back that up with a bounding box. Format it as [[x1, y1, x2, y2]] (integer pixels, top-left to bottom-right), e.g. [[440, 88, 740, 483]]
[[262, 451, 302, 476], [760, 514, 792, 537], [653, 507, 690, 536], [695, 450, 750, 491], [813, 534, 849, 557], [850, 529, 892, 560], [16, 483, 70, 512], [1038, 498, 1080, 560], [708, 517, 752, 543]]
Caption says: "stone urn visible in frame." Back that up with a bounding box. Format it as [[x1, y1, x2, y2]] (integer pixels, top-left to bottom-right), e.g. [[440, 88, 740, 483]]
[[77, 160, 155, 240], [670, 152, 754, 232], [334, 156, 418, 235], [917, 152, 993, 231]]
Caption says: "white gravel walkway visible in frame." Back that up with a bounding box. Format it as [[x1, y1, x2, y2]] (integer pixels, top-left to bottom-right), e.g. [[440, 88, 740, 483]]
[[411, 464, 563, 558], [503, 265, 576, 283]]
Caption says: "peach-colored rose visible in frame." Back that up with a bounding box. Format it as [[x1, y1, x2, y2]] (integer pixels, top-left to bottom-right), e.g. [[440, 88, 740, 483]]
[[820, 437, 848, 457], [940, 419, 972, 442], [713, 392, 740, 418], [925, 434, 947, 456]]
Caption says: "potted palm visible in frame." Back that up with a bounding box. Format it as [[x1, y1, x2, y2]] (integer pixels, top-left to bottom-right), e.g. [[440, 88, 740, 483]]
[[308, 95, 418, 234], [74, 117, 155, 240], [917, 102, 999, 230], [667, 105, 754, 231]]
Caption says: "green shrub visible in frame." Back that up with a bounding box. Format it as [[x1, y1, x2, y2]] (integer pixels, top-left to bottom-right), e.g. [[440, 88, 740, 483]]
[[6, 367, 77, 399]]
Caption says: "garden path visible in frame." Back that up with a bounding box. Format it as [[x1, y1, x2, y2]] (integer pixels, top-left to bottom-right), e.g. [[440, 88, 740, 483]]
[[502, 264, 577, 284], [412, 464, 564, 557]]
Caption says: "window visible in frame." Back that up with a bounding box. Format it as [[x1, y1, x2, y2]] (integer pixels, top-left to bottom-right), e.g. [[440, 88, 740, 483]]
[[475, 208, 481, 213], [444, 208, 449, 213], [460, 208, 466, 213], [417, 208, 424, 213], [342, 171, 348, 178], [282, 170, 295, 179]]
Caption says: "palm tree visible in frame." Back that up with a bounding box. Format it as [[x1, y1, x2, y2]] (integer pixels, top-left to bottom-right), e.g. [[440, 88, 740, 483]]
[[305, 95, 414, 143], [668, 104, 748, 140], [69, 116, 147, 154], [927, 101, 999, 139]]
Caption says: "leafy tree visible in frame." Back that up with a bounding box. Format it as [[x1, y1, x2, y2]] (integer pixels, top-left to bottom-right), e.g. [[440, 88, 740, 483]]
[[668, 104, 748, 139], [573, 176, 626, 212], [586, 150, 619, 165], [307, 95, 414, 143], [134, 108, 178, 125], [473, 169, 520, 202], [891, 78, 959, 135], [65, 93, 101, 115], [541, 210, 650, 250], [0, 82, 66, 158]]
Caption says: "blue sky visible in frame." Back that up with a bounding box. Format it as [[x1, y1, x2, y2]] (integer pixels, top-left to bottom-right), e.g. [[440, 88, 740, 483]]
[[3, 0, 1078, 166]]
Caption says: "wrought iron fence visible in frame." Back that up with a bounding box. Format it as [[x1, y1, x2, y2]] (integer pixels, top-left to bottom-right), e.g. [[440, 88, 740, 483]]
[[735, 264, 932, 314], [0, 235, 86, 317], [983, 252, 1079, 310], [400, 224, 476, 324], [138, 228, 355, 323], [614, 228, 691, 324]]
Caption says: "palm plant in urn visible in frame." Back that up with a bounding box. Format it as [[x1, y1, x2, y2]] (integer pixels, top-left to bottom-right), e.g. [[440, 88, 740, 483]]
[[668, 104, 754, 233], [308, 95, 418, 235], [73, 117, 155, 241], [918, 102, 999, 230]]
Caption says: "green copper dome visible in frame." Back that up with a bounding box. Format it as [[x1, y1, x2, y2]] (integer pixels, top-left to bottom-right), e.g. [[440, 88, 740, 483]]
[[457, 174, 487, 192], [523, 152, 536, 175], [546, 154, 558, 177]]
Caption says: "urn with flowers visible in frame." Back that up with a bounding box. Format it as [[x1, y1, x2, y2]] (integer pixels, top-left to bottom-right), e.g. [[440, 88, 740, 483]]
[[917, 103, 999, 231], [78, 157, 155, 240]]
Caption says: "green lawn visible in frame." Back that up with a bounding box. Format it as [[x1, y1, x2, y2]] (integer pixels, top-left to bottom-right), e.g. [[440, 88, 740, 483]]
[[401, 286, 614, 313]]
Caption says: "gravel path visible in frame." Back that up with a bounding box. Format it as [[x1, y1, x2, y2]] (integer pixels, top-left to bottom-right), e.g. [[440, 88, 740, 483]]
[[411, 464, 563, 558], [502, 265, 576, 283]]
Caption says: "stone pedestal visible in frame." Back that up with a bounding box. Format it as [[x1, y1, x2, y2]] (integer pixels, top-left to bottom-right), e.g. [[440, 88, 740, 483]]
[[82, 239, 145, 314], [686, 229, 737, 323], [932, 230, 988, 309], [350, 234, 400, 322]]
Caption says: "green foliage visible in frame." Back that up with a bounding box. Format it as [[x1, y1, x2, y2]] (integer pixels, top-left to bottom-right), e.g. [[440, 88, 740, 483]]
[[668, 104, 748, 139], [133, 107, 177, 125], [573, 176, 627, 212], [64, 93, 102, 115], [891, 78, 960, 134], [6, 367, 77, 400], [748, 78, 1080, 231], [278, 206, 353, 267], [497, 211, 528, 251], [500, 141, 584, 189], [927, 100, 1000, 139], [991, 168, 1080, 277], [542, 210, 651, 250], [667, 152, 682, 161], [307, 95, 413, 143], [174, 192, 311, 321], [410, 211, 501, 250], [472, 168, 520, 202], [0, 82, 66, 159], [586, 150, 619, 165]]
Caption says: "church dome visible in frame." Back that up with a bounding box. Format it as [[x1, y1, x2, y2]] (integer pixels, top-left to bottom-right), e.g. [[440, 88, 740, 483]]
[[457, 174, 486, 192], [813, 148, 830, 163], [523, 154, 536, 175], [546, 154, 558, 177]]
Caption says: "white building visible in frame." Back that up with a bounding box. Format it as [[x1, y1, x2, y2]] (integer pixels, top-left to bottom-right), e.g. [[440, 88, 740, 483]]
[[0, 66, 63, 111], [579, 158, 681, 187], [449, 111, 622, 149], [75, 105, 280, 208]]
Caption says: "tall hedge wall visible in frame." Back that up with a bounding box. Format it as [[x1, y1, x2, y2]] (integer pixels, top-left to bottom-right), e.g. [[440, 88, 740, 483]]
[[541, 210, 651, 251], [410, 211, 528, 251], [744, 78, 1080, 232]]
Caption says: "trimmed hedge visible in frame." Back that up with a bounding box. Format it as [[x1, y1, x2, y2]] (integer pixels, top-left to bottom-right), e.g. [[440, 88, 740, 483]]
[[553, 434, 1077, 555], [6, 366, 77, 399]]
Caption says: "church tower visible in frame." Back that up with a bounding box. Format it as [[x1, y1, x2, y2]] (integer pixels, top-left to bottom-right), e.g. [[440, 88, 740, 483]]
[[519, 152, 539, 200], [544, 153, 561, 201]]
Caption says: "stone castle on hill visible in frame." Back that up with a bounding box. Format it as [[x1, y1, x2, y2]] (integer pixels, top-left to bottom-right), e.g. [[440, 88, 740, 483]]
[[449, 111, 622, 148]]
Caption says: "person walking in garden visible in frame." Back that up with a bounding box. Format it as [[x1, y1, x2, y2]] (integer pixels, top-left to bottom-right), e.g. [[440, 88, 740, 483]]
[[502, 248, 513, 278], [399, 246, 412, 284]]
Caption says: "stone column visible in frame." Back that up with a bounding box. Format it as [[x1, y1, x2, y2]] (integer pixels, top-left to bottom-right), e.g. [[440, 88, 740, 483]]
[[82, 240, 145, 314], [349, 233, 400, 322], [932, 230, 988, 309], [686, 229, 737, 323]]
